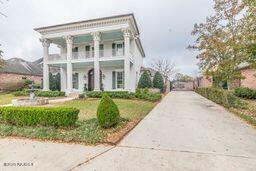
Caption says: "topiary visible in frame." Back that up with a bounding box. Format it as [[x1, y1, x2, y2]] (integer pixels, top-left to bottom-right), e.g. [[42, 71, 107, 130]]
[[97, 93, 120, 128], [138, 71, 152, 88], [153, 71, 164, 92]]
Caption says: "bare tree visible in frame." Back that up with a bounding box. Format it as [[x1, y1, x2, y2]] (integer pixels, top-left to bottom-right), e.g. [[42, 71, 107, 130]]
[[150, 58, 176, 80], [0, 0, 9, 18]]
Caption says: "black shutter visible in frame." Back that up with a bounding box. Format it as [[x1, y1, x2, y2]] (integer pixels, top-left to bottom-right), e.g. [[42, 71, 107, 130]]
[[100, 44, 104, 57], [112, 71, 116, 89], [123, 71, 125, 89], [112, 43, 116, 56]]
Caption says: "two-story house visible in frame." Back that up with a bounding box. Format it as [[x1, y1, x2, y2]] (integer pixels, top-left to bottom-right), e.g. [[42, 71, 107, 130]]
[[34, 14, 145, 94]]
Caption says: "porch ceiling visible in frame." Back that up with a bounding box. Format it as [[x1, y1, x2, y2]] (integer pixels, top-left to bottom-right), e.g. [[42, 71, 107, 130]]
[[51, 30, 123, 46]]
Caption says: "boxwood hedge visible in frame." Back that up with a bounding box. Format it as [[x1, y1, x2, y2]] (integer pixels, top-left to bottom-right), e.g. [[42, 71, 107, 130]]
[[0, 107, 79, 127], [195, 87, 247, 109]]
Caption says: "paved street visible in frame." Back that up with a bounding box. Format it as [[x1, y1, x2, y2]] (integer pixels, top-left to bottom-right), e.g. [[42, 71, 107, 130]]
[[1, 91, 256, 171]]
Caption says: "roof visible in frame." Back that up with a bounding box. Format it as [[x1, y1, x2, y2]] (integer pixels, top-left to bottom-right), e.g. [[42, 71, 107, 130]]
[[34, 13, 140, 34], [2, 58, 43, 76], [34, 13, 145, 57]]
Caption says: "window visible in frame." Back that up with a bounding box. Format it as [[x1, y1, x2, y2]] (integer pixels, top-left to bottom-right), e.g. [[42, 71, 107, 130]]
[[85, 45, 90, 58], [116, 71, 124, 89], [72, 47, 78, 59], [99, 44, 104, 57], [72, 73, 79, 89], [112, 42, 124, 56]]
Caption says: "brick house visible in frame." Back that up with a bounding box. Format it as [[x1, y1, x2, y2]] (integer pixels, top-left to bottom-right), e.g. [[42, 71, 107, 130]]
[[0, 58, 43, 91], [234, 62, 256, 89]]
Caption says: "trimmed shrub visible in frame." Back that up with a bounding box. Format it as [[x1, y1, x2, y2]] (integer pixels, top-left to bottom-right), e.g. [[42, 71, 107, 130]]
[[36, 90, 65, 97], [12, 90, 65, 97], [0, 107, 79, 127], [138, 71, 152, 88], [86, 91, 134, 99], [195, 87, 247, 109], [135, 88, 162, 102], [153, 72, 164, 92], [12, 89, 30, 96], [97, 93, 120, 128], [234, 87, 256, 99]]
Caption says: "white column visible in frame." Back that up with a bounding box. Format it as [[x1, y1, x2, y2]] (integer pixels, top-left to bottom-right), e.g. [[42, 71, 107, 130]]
[[40, 38, 51, 91], [123, 28, 131, 91], [91, 32, 101, 91], [60, 67, 67, 92], [64, 35, 74, 94]]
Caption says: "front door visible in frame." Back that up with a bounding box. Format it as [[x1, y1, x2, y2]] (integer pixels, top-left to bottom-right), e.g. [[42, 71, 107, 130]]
[[88, 69, 94, 91]]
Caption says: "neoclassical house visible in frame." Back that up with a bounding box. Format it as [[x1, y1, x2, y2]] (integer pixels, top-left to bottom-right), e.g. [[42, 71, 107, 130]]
[[35, 14, 145, 94]]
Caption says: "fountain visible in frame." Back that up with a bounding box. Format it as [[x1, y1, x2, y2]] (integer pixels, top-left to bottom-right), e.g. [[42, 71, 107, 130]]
[[12, 82, 49, 107]]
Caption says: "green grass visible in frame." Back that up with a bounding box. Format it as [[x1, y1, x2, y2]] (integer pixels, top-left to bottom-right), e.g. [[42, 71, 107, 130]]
[[54, 98, 156, 121], [230, 99, 256, 127], [0, 98, 158, 144], [0, 119, 127, 144], [0, 93, 15, 105]]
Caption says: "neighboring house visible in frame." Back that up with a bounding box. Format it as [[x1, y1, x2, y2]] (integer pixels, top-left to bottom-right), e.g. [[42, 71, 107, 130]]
[[172, 81, 194, 91], [195, 75, 213, 88], [231, 62, 256, 89], [0, 58, 43, 90], [35, 14, 145, 94]]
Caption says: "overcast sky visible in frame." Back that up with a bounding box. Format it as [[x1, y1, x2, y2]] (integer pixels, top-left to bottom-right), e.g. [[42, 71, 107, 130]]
[[0, 0, 214, 76]]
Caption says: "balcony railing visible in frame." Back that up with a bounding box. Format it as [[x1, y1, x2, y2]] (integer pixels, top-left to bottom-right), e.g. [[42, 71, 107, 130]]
[[48, 49, 126, 61]]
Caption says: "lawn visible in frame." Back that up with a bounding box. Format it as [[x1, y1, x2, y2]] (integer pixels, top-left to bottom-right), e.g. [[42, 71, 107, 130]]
[[0, 93, 15, 105], [53, 98, 156, 121], [231, 99, 256, 126], [0, 98, 158, 144]]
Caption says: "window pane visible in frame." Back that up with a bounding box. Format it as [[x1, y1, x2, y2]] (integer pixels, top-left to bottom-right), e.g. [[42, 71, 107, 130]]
[[116, 72, 123, 88]]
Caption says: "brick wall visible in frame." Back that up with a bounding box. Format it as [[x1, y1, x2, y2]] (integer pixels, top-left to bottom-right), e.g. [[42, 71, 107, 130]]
[[240, 68, 256, 89], [0, 73, 42, 90]]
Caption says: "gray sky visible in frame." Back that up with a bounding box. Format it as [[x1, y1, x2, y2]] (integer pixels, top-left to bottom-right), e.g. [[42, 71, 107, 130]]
[[0, 0, 214, 76]]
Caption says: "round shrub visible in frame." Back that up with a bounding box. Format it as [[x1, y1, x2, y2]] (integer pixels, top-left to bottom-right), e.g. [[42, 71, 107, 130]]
[[153, 71, 164, 92], [138, 71, 152, 88], [97, 93, 120, 128]]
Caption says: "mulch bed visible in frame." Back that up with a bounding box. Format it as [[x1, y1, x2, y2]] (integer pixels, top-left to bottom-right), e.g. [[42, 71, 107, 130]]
[[105, 119, 141, 145]]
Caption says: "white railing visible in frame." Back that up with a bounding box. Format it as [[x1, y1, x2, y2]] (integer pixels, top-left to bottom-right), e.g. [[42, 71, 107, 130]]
[[48, 49, 126, 61], [72, 49, 124, 60]]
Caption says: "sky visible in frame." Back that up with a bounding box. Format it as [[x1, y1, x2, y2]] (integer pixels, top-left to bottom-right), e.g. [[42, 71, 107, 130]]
[[0, 0, 214, 76]]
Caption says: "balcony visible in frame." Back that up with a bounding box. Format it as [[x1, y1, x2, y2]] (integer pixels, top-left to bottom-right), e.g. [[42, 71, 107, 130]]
[[48, 49, 125, 62]]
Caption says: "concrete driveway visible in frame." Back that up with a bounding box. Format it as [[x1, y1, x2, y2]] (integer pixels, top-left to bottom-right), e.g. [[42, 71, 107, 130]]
[[1, 91, 256, 171]]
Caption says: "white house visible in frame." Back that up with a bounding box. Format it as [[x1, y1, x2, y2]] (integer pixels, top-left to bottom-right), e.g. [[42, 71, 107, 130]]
[[34, 14, 145, 94]]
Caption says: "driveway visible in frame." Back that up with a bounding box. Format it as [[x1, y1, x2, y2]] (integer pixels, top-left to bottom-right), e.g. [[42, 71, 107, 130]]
[[1, 91, 256, 171]]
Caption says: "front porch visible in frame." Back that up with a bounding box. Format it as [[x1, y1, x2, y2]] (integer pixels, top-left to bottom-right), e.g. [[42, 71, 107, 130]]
[[49, 59, 136, 93]]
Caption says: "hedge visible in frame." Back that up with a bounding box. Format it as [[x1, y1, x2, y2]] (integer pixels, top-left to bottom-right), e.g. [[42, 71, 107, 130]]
[[135, 88, 162, 102], [195, 87, 247, 109], [97, 93, 120, 128], [86, 89, 162, 102], [0, 107, 79, 127], [234, 87, 256, 99], [86, 91, 134, 99], [12, 90, 65, 97]]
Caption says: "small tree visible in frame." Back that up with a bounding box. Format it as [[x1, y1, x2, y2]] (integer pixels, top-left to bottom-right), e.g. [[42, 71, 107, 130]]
[[49, 73, 60, 91], [97, 93, 120, 128], [138, 71, 152, 88], [153, 72, 164, 92]]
